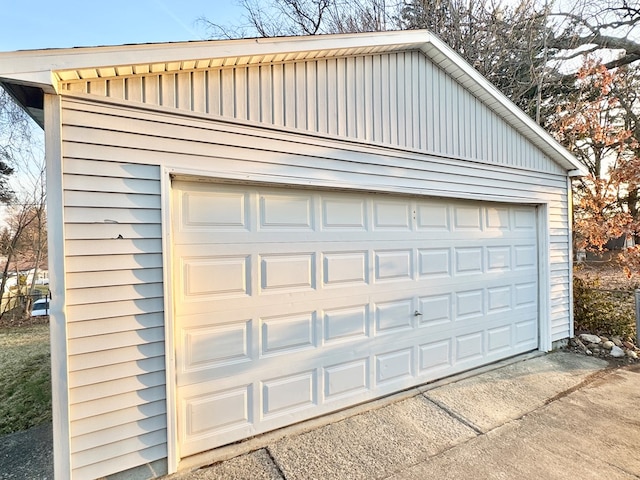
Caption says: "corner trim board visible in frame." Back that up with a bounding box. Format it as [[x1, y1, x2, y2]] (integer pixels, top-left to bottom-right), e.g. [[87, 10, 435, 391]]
[[45, 93, 72, 479]]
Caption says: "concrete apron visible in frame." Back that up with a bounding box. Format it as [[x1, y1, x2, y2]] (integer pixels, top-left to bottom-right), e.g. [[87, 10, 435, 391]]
[[169, 352, 639, 480]]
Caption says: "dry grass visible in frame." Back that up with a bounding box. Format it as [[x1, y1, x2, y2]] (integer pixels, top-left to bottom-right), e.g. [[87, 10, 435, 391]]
[[574, 262, 640, 290], [0, 323, 51, 434]]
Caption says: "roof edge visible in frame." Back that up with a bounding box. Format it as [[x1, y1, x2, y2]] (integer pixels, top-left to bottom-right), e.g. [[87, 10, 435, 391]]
[[0, 30, 586, 174], [0, 30, 431, 88]]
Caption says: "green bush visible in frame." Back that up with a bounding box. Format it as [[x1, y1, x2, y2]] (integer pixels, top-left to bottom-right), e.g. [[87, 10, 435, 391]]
[[573, 276, 636, 339]]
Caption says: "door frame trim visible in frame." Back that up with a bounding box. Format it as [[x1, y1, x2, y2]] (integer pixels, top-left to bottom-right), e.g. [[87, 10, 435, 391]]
[[537, 203, 552, 352]]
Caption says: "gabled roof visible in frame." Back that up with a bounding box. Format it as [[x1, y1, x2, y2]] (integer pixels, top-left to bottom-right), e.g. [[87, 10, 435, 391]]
[[0, 29, 586, 174]]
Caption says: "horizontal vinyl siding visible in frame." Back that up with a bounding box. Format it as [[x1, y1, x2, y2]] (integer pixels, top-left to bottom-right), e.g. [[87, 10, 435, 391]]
[[61, 98, 568, 202], [60, 95, 572, 478], [548, 196, 571, 341], [61, 150, 165, 478], [60, 51, 564, 175]]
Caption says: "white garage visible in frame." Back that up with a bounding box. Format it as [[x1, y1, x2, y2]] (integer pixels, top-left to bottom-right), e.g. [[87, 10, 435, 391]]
[[0, 30, 584, 479], [172, 181, 539, 457]]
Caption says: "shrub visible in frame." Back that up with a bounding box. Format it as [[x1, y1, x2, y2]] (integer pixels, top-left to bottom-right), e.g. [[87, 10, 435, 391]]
[[573, 276, 636, 339]]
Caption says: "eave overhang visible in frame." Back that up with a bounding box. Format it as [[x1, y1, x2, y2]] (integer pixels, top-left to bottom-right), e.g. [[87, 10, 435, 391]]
[[0, 30, 587, 175]]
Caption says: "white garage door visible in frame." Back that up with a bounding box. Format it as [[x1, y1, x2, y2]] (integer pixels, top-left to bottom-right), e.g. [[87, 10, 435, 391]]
[[171, 181, 538, 458]]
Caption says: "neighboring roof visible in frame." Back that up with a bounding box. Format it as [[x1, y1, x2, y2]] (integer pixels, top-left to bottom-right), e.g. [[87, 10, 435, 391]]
[[0, 29, 586, 175]]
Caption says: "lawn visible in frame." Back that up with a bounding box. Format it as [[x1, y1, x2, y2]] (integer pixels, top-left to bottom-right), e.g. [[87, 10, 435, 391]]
[[0, 323, 51, 435]]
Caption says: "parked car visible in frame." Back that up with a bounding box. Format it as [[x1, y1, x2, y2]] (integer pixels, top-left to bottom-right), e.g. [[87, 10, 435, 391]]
[[31, 298, 49, 317]]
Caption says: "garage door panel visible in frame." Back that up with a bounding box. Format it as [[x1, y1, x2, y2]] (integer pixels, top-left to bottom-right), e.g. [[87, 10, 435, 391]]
[[419, 339, 453, 373], [321, 196, 367, 229], [259, 253, 317, 291], [180, 255, 251, 299], [323, 251, 369, 286], [486, 246, 512, 271], [515, 245, 538, 268], [487, 324, 514, 353], [260, 310, 317, 356], [324, 357, 370, 399], [513, 208, 537, 228], [178, 188, 250, 232], [453, 205, 483, 230], [259, 192, 314, 230], [374, 298, 414, 334], [178, 318, 252, 374], [323, 304, 369, 342], [261, 370, 318, 418], [172, 181, 539, 457], [515, 318, 538, 345], [375, 347, 414, 384], [181, 384, 253, 438], [174, 228, 539, 244], [416, 203, 449, 230], [174, 275, 535, 321], [373, 200, 413, 230], [178, 306, 536, 388]]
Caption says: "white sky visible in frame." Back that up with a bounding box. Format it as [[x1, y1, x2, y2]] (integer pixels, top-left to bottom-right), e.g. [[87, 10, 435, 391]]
[[0, 0, 246, 51]]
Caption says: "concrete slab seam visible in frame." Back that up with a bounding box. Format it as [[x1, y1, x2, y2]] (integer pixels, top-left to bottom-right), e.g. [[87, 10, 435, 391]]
[[379, 418, 484, 480], [265, 447, 287, 480], [421, 395, 484, 435], [542, 367, 617, 406]]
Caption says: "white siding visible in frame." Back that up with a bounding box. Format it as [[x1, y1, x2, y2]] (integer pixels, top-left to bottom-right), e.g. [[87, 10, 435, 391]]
[[59, 95, 571, 478], [60, 51, 563, 175], [62, 153, 166, 478]]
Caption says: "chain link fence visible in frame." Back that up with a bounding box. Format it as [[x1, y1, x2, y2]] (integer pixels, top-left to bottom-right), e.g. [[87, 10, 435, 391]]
[[0, 290, 49, 318]]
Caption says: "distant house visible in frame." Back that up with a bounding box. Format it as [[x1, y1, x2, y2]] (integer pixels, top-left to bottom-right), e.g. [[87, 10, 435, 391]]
[[25, 268, 49, 285], [0, 30, 585, 479]]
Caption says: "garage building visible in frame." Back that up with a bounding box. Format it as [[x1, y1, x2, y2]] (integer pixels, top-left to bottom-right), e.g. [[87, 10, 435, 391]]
[[0, 30, 584, 479]]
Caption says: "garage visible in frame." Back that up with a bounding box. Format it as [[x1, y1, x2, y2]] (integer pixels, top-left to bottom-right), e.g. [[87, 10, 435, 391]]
[[172, 180, 538, 457], [0, 29, 584, 479]]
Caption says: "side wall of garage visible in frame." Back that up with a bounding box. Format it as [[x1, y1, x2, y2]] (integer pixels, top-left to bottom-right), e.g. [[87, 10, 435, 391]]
[[59, 92, 570, 478]]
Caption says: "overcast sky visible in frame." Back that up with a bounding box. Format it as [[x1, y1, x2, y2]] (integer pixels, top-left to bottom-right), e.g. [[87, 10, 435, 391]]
[[0, 0, 246, 51]]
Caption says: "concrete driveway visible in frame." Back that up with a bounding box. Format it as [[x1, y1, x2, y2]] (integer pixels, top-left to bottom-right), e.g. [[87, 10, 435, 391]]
[[170, 352, 640, 480]]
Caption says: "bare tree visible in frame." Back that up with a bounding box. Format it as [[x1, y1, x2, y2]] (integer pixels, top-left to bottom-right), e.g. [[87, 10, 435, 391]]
[[0, 204, 40, 316], [19, 160, 47, 308], [199, 0, 399, 38], [548, 0, 640, 70], [200, 0, 562, 119], [200, 0, 640, 126], [0, 89, 28, 203], [400, 0, 557, 119], [0, 108, 46, 317]]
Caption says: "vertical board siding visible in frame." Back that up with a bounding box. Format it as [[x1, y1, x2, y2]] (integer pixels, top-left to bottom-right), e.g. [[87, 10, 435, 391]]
[[61, 51, 563, 175]]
